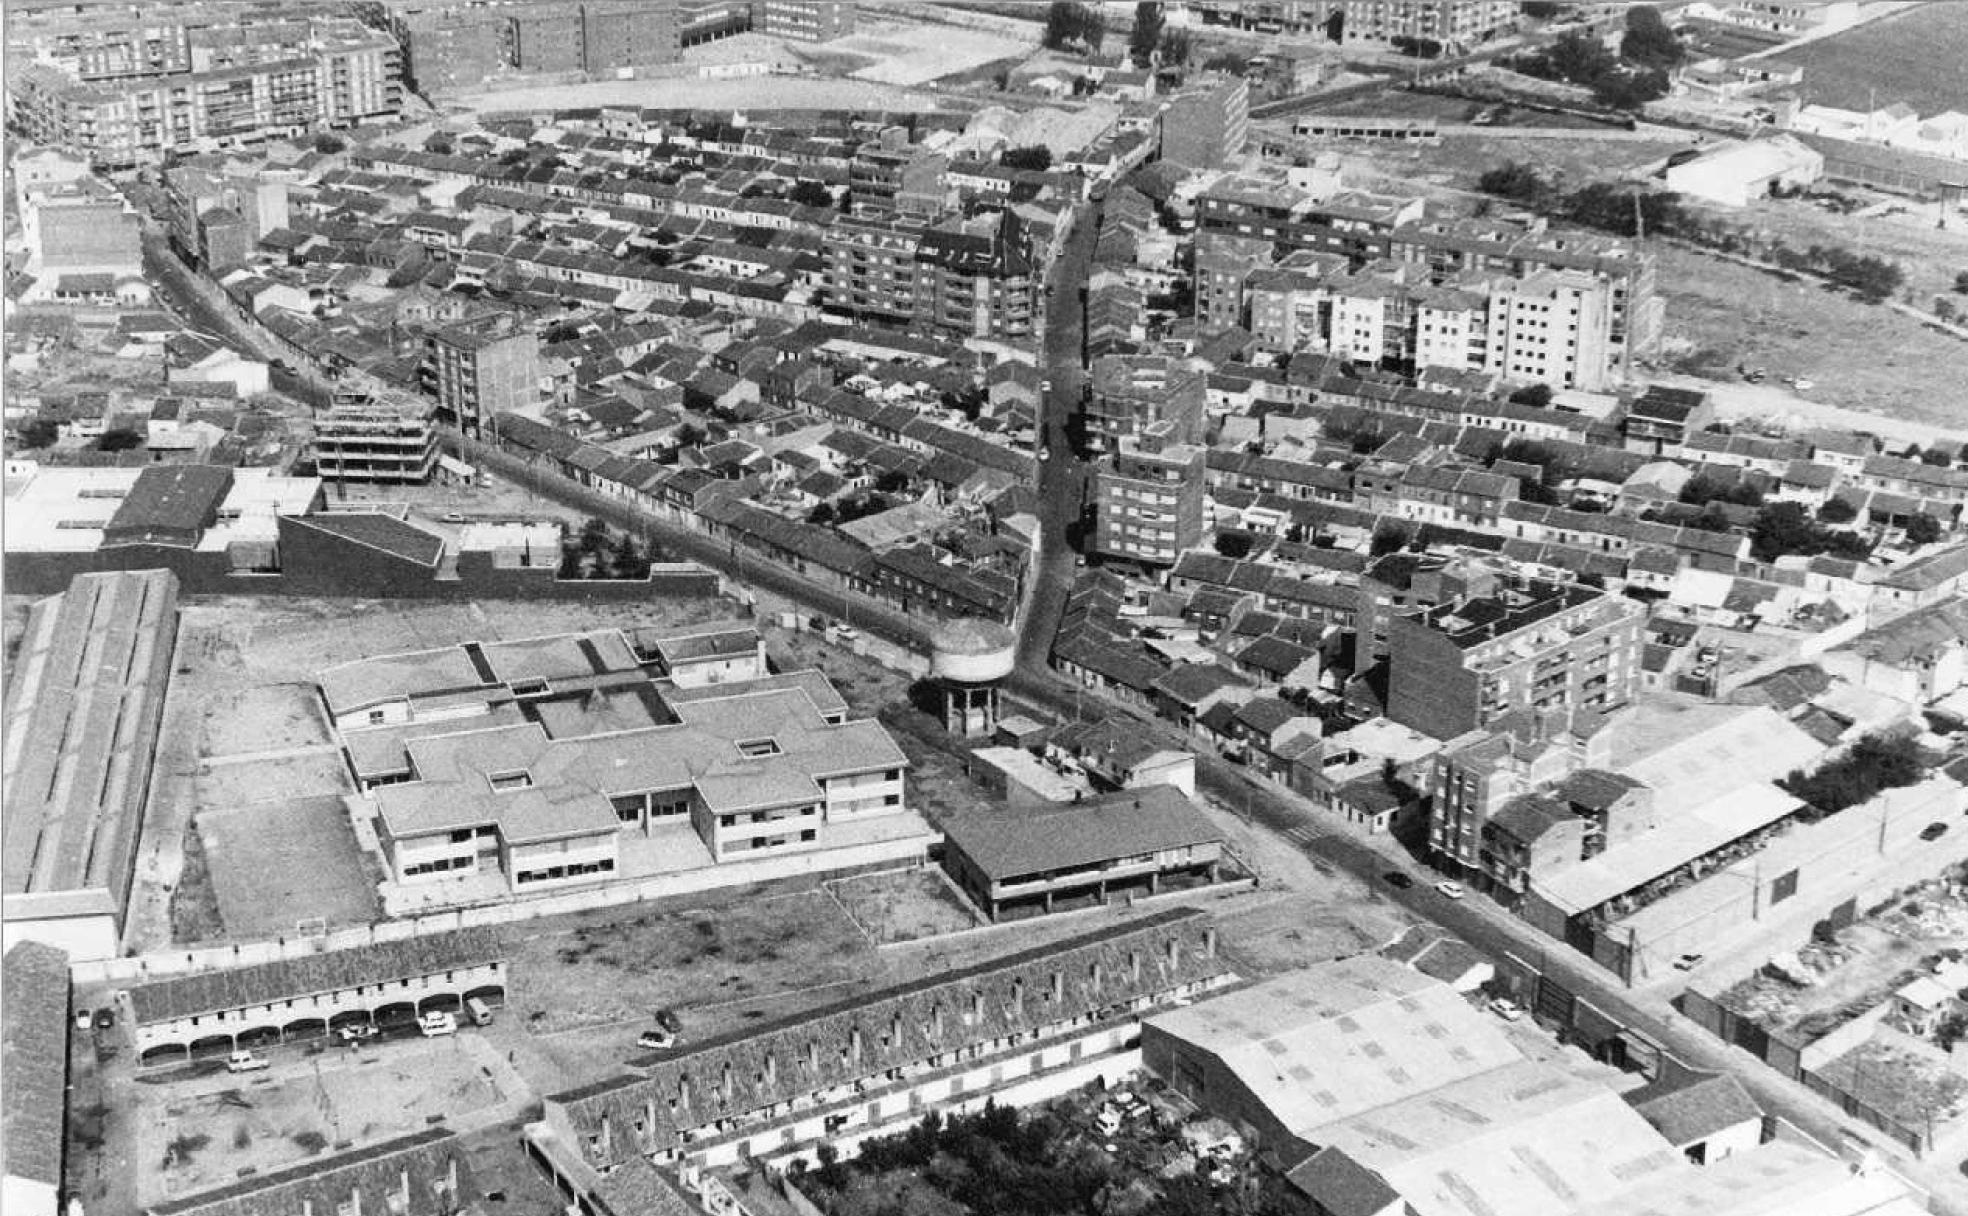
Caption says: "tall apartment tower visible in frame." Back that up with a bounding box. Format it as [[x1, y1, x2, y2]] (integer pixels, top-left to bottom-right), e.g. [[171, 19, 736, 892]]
[[1159, 74, 1249, 170], [420, 317, 541, 438]]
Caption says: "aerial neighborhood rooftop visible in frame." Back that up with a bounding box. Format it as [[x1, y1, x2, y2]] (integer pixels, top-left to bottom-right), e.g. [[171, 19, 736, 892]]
[[5, 1, 1968, 1215]]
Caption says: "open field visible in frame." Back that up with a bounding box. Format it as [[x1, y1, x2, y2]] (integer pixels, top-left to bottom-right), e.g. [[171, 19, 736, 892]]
[[1329, 131, 1695, 198], [193, 749, 350, 809], [826, 867, 980, 943], [820, 16, 1035, 86], [199, 795, 379, 937], [1705, 190, 1968, 306], [1767, 3, 1968, 114], [1647, 243, 1968, 430], [448, 74, 946, 115], [1213, 891, 1410, 977], [1315, 88, 1622, 130]]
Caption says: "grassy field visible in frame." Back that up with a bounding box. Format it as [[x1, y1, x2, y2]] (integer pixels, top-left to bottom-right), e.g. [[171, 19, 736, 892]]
[[1702, 190, 1968, 305], [1768, 3, 1968, 114], [199, 795, 380, 938], [1647, 242, 1968, 429]]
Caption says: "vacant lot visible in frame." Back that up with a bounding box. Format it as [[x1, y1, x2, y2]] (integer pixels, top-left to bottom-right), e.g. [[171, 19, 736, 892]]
[[1707, 190, 1968, 306], [449, 74, 945, 115], [823, 17, 1035, 86], [1213, 891, 1411, 977], [826, 867, 979, 944], [1768, 4, 1968, 114], [194, 749, 351, 809], [197, 683, 329, 757], [1332, 131, 1694, 199], [199, 795, 379, 937], [509, 887, 872, 1036], [1648, 243, 1968, 429]]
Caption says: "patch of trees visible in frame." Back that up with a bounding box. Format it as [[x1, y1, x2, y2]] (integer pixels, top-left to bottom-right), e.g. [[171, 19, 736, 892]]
[[1749, 500, 1871, 562], [1766, 242, 1904, 304], [796, 1102, 1108, 1216], [1783, 730, 1928, 817], [1043, 1, 1105, 53], [1202, 50, 1251, 74], [1001, 145, 1054, 172], [1906, 513, 1944, 546], [808, 491, 895, 526], [1391, 35, 1444, 58], [1507, 25, 1669, 109], [96, 427, 145, 452], [1214, 531, 1255, 558], [15, 419, 59, 449], [1507, 383, 1554, 407], [313, 133, 347, 154], [1678, 472, 1764, 509], [558, 517, 652, 579], [1618, 6, 1685, 70], [1128, 2, 1164, 68]]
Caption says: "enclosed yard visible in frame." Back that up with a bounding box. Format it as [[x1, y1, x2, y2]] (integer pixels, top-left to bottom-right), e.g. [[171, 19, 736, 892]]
[[196, 683, 330, 757], [193, 748, 351, 810], [1767, 4, 1968, 115], [1211, 891, 1410, 977], [198, 795, 380, 937], [826, 867, 980, 944]]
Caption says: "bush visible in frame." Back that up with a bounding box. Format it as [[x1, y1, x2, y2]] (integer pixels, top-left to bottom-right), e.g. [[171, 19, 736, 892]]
[[1477, 161, 1553, 206], [788, 179, 833, 208], [1906, 513, 1943, 546], [1213, 531, 1254, 558], [1001, 144, 1053, 172], [95, 427, 145, 452], [1784, 731, 1928, 816], [1620, 5, 1684, 70], [15, 418, 59, 449], [1507, 383, 1554, 407], [1817, 497, 1858, 525]]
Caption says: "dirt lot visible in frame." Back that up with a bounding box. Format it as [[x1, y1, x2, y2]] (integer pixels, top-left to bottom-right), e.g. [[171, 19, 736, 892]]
[[825, 867, 980, 944], [194, 749, 351, 809], [1212, 891, 1410, 977], [197, 683, 330, 757], [1647, 243, 1968, 430], [1328, 131, 1694, 201], [132, 1038, 512, 1208], [199, 795, 380, 937], [818, 17, 1036, 86]]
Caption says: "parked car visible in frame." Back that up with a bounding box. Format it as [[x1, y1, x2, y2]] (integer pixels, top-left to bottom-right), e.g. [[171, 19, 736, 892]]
[[1434, 881, 1466, 900], [1673, 952, 1705, 971], [419, 1010, 457, 1037], [636, 1027, 676, 1051], [1383, 871, 1414, 890], [94, 1008, 114, 1030], [226, 1050, 270, 1073], [654, 1007, 683, 1033], [337, 1023, 379, 1044], [1921, 822, 1949, 841], [74, 1008, 92, 1030], [1488, 998, 1526, 1022]]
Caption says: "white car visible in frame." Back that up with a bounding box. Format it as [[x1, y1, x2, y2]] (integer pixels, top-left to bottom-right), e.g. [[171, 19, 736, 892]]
[[636, 1027, 676, 1051], [1434, 880, 1466, 900], [419, 1010, 457, 1037], [337, 1023, 379, 1044], [1488, 998, 1526, 1022], [226, 1050, 270, 1073]]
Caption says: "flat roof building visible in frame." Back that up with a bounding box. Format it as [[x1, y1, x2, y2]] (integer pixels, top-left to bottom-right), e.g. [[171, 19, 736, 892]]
[[2, 571, 178, 960]]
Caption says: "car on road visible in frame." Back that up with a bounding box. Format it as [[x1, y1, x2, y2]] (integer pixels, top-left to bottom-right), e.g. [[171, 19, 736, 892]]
[[1041, 378, 1053, 394], [1673, 952, 1705, 971], [226, 1050, 270, 1073], [419, 1010, 457, 1037], [636, 1027, 676, 1051], [95, 1009, 114, 1030], [655, 1007, 683, 1033], [1922, 822, 1949, 842], [442, 512, 466, 523], [74, 1008, 92, 1030], [1488, 998, 1526, 1022], [1434, 880, 1466, 900], [1383, 871, 1414, 889], [337, 1024, 379, 1044], [1038, 445, 1051, 462]]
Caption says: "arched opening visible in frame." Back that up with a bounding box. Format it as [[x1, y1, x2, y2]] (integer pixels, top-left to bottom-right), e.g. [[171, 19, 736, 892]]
[[463, 983, 505, 1008], [417, 992, 461, 1015], [189, 1033, 235, 1060], [328, 1009, 375, 1031], [282, 1017, 327, 1042], [237, 1025, 279, 1051], [141, 1042, 191, 1067], [374, 1001, 417, 1032]]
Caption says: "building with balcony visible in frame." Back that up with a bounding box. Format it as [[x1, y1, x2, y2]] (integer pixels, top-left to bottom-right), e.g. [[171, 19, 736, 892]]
[[1338, 0, 1518, 51], [1386, 578, 1645, 741], [421, 316, 541, 437], [1085, 354, 1206, 453], [1160, 74, 1249, 170], [1091, 427, 1207, 569], [311, 396, 440, 484], [939, 787, 1225, 921], [758, 0, 857, 41]]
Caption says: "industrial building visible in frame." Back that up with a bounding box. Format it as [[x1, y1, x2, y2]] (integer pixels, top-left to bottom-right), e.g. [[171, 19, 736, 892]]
[[2, 571, 179, 961], [2, 942, 71, 1216], [939, 786, 1226, 920]]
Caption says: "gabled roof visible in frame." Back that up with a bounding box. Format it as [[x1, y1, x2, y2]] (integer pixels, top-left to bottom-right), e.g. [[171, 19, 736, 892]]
[[1624, 1072, 1762, 1147], [1, 942, 70, 1188], [941, 786, 1221, 881]]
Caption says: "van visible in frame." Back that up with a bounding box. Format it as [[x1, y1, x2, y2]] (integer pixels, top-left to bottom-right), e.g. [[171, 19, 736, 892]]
[[465, 997, 493, 1027]]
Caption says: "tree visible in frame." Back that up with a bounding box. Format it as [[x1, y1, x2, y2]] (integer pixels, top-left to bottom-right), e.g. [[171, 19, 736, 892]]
[[1620, 5, 1684, 70], [1507, 383, 1554, 407], [1545, 28, 1618, 85], [788, 179, 832, 208], [313, 133, 347, 154], [1202, 50, 1251, 74], [1159, 26, 1192, 69], [1476, 161, 1550, 205], [1213, 531, 1254, 558], [95, 427, 144, 452], [1955, 270, 1968, 295], [1906, 513, 1944, 546], [1816, 497, 1858, 524], [609, 533, 646, 578], [807, 501, 837, 525], [15, 418, 59, 449], [1370, 521, 1415, 556], [577, 516, 610, 555], [1128, 2, 1165, 68], [1592, 67, 1669, 110], [1001, 144, 1054, 172], [1043, 1, 1103, 52], [873, 468, 912, 494], [425, 135, 454, 155], [1917, 445, 1955, 467]]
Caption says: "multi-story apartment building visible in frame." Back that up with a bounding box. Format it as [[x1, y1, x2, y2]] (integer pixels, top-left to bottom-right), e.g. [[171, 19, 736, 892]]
[[388, 5, 510, 95], [311, 395, 441, 484], [163, 164, 290, 270], [757, 0, 857, 41], [1386, 578, 1645, 740], [1092, 426, 1208, 568], [6, 16, 400, 167], [1197, 174, 1426, 264], [1339, 0, 1518, 50], [421, 316, 541, 437], [820, 208, 1037, 340], [1084, 353, 1207, 452], [1160, 74, 1250, 170], [822, 215, 921, 326], [1195, 231, 1277, 331], [1484, 269, 1616, 391]]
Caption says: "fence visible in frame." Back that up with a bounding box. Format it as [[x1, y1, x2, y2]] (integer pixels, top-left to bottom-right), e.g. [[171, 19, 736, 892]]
[[70, 834, 935, 987]]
